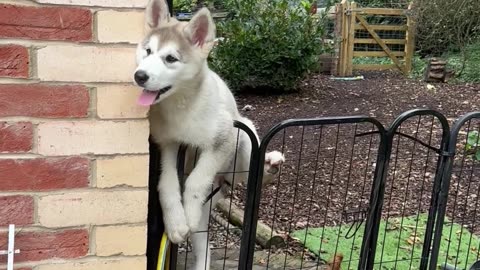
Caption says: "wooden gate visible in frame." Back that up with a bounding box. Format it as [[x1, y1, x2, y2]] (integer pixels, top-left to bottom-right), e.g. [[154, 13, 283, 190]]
[[336, 0, 415, 76]]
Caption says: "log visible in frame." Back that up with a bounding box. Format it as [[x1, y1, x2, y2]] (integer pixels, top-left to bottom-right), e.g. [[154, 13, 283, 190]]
[[424, 58, 453, 83], [430, 61, 447, 65], [216, 198, 285, 248], [211, 211, 243, 237], [429, 72, 445, 79], [430, 64, 446, 70]]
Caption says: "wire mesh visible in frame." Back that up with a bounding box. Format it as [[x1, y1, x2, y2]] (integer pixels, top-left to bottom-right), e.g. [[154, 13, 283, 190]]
[[373, 114, 447, 270], [435, 116, 480, 270], [174, 126, 255, 270], [147, 110, 480, 270], [247, 120, 384, 270], [353, 0, 410, 9]]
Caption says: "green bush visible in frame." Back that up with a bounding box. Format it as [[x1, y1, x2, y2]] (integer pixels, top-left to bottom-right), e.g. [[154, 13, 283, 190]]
[[444, 40, 480, 83], [466, 131, 480, 161], [173, 0, 196, 12], [209, 0, 333, 92], [414, 0, 480, 57], [173, 0, 224, 12]]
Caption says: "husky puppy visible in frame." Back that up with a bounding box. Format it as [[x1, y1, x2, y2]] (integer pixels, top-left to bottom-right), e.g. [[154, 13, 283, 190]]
[[134, 1, 285, 268]]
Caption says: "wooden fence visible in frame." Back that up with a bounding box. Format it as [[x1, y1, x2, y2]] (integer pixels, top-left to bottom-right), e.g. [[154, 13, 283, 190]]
[[336, 0, 415, 76]]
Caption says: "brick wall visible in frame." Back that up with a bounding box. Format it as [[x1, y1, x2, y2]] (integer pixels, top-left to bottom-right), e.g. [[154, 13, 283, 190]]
[[0, 0, 150, 269]]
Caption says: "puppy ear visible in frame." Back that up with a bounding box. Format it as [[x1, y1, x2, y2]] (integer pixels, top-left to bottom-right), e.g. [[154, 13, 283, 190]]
[[184, 8, 216, 47], [146, 0, 171, 29]]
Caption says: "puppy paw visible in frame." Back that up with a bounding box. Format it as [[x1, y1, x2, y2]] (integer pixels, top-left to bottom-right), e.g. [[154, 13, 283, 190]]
[[263, 151, 285, 185], [265, 151, 285, 175], [164, 210, 189, 243], [184, 197, 202, 232], [167, 223, 189, 244]]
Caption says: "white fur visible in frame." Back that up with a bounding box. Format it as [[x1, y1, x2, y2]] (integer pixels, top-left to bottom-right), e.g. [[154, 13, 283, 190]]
[[135, 1, 285, 269]]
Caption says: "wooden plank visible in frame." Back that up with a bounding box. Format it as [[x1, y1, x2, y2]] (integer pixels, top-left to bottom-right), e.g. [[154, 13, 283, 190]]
[[404, 3, 416, 74], [346, 2, 357, 76], [355, 24, 408, 31], [353, 51, 405, 57], [353, 64, 398, 70], [359, 8, 405, 15], [339, 0, 349, 76], [334, 3, 343, 76], [355, 14, 405, 73], [354, 38, 406, 44]]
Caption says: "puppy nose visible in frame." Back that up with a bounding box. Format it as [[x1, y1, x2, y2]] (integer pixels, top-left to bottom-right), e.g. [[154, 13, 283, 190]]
[[134, 71, 149, 86]]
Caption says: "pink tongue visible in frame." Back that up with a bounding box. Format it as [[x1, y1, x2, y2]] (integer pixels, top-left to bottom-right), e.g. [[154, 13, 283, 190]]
[[137, 90, 158, 106]]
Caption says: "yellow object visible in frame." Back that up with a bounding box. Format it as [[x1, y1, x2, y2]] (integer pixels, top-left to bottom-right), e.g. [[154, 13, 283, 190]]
[[157, 233, 171, 270]]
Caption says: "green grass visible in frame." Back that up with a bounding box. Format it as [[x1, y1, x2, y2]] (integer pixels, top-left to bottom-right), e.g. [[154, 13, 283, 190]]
[[291, 214, 480, 270], [352, 57, 394, 65], [351, 40, 480, 83]]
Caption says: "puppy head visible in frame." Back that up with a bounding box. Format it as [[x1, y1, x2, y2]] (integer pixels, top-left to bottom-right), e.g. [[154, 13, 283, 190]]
[[134, 0, 216, 106]]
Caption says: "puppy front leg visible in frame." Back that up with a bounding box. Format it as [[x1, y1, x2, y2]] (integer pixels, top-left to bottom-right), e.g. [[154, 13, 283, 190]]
[[158, 142, 189, 244], [183, 149, 227, 232]]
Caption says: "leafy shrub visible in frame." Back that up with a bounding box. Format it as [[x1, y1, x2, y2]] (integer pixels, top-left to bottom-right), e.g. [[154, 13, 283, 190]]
[[444, 40, 480, 83], [173, 0, 196, 12], [409, 55, 428, 79], [173, 0, 224, 12], [209, 0, 333, 92], [414, 0, 480, 57], [466, 131, 480, 161]]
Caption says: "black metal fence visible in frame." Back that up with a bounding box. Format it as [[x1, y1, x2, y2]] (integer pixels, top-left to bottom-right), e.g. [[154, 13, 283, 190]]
[[147, 109, 480, 270]]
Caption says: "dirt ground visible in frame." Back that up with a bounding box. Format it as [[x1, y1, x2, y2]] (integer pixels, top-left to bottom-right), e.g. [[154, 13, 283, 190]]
[[236, 71, 480, 132], [182, 71, 480, 269]]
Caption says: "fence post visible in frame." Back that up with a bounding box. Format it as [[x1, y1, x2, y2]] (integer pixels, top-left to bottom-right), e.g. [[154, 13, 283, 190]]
[[236, 122, 261, 270], [346, 2, 357, 76], [358, 133, 389, 270], [332, 3, 342, 76], [404, 3, 416, 74], [337, 0, 349, 76]]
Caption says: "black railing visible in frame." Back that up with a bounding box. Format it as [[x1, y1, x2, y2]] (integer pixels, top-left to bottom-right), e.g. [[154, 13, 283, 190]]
[[147, 109, 480, 270]]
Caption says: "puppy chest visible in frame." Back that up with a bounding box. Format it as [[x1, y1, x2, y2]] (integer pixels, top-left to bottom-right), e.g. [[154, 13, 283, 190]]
[[150, 120, 214, 146]]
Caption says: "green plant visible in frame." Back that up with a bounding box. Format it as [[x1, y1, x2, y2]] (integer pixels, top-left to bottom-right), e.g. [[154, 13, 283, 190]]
[[443, 40, 480, 83], [209, 0, 333, 92], [409, 55, 428, 79], [466, 131, 480, 160], [173, 0, 197, 12], [414, 0, 480, 63], [173, 0, 225, 12]]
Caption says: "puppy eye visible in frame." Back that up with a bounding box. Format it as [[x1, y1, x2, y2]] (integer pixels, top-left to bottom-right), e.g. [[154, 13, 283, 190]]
[[146, 48, 152, 55], [165, 55, 178, 63]]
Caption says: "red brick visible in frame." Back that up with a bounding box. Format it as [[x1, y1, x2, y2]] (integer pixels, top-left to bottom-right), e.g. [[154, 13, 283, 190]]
[[0, 195, 34, 226], [0, 122, 33, 153], [0, 4, 92, 42], [0, 157, 90, 191], [0, 229, 88, 263], [0, 84, 89, 118], [0, 45, 29, 78]]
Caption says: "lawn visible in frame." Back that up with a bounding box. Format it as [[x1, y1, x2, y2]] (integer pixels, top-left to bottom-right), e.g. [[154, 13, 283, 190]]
[[291, 214, 480, 270]]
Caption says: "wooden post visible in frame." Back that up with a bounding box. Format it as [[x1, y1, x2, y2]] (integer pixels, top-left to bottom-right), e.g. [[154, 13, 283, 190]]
[[337, 0, 349, 76], [345, 2, 357, 76], [404, 3, 416, 74], [332, 3, 342, 76]]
